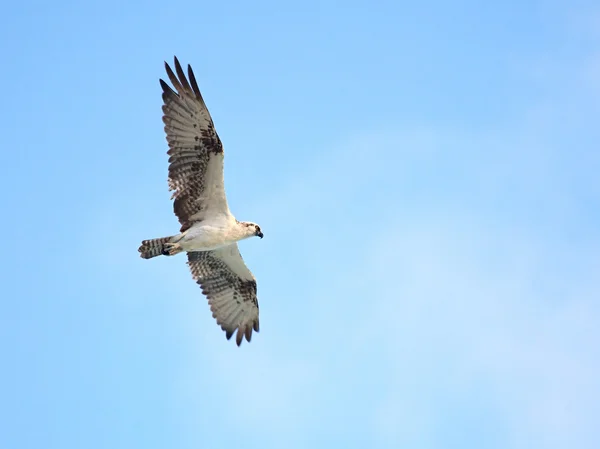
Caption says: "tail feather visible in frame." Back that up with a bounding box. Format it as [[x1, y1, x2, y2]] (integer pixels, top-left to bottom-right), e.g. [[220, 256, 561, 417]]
[[138, 236, 174, 259]]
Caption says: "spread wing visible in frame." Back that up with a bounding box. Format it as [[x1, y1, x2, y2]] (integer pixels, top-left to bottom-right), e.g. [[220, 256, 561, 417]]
[[161, 56, 230, 232], [187, 245, 260, 346]]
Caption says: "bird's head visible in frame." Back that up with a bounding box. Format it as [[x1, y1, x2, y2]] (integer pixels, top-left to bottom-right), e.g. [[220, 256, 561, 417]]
[[241, 222, 264, 239]]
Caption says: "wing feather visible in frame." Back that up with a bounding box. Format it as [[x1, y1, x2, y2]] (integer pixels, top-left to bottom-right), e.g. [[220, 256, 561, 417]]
[[161, 56, 230, 232], [187, 245, 260, 346]]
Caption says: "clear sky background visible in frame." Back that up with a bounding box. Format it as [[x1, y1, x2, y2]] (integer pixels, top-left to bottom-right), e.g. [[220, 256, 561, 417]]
[[1, 1, 599, 448]]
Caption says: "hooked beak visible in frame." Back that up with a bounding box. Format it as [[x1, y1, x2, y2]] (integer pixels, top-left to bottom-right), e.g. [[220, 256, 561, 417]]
[[257, 232, 264, 239]]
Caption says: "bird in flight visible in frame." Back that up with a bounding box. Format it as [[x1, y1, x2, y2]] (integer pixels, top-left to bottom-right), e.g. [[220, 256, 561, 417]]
[[139, 57, 263, 346]]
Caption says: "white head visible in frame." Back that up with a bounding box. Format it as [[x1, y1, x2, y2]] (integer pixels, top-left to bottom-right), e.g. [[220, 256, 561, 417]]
[[239, 221, 264, 239]]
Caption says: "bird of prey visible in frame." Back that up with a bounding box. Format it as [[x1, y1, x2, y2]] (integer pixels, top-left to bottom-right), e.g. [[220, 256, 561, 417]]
[[138, 57, 263, 346]]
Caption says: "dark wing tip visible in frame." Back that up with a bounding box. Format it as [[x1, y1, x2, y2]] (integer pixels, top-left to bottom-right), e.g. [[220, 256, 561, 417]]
[[225, 325, 255, 346], [163, 59, 182, 93], [173, 55, 181, 70], [163, 60, 174, 79], [159, 78, 175, 95], [173, 56, 192, 92], [187, 64, 203, 100]]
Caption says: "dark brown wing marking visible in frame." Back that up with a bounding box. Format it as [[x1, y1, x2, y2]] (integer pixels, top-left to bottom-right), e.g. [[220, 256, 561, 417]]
[[161, 57, 229, 231], [187, 245, 259, 346]]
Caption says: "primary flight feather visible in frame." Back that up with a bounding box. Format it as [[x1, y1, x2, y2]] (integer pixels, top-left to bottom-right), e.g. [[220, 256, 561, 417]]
[[138, 57, 263, 346]]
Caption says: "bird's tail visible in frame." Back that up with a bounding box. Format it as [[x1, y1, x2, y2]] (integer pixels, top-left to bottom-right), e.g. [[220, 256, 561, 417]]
[[138, 236, 174, 259]]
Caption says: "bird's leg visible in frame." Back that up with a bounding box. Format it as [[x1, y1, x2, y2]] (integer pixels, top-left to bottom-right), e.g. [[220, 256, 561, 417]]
[[162, 242, 183, 256]]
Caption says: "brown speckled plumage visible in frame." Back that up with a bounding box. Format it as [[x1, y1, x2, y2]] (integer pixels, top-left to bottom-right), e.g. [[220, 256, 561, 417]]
[[188, 246, 259, 346], [161, 57, 228, 233]]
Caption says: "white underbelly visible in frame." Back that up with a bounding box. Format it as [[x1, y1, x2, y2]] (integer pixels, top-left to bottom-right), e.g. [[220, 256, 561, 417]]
[[178, 225, 239, 252], [181, 239, 234, 252]]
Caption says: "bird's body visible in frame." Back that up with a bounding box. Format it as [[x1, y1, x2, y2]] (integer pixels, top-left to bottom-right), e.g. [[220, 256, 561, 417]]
[[140, 217, 259, 257], [177, 218, 258, 252], [138, 57, 264, 346]]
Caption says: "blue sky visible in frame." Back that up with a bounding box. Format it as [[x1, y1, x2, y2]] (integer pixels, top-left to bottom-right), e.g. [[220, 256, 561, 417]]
[[1, 0, 599, 448]]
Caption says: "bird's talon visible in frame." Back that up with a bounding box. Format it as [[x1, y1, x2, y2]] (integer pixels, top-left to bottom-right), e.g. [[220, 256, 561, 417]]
[[162, 242, 181, 256]]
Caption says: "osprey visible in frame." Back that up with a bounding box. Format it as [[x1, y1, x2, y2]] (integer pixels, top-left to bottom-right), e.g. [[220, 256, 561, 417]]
[[139, 57, 263, 346]]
